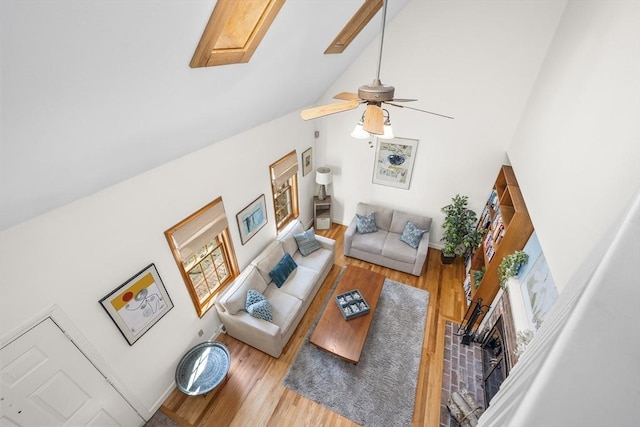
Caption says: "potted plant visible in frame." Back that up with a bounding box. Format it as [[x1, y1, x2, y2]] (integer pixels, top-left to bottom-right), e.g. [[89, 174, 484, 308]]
[[472, 267, 486, 288], [440, 194, 483, 264], [497, 250, 529, 287]]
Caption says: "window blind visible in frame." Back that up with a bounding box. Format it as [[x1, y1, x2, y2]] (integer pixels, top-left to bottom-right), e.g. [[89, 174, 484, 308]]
[[270, 150, 298, 188], [171, 199, 228, 260]]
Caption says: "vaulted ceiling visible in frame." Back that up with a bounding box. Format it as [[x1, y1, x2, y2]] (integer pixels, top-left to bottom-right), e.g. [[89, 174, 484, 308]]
[[0, 0, 408, 230]]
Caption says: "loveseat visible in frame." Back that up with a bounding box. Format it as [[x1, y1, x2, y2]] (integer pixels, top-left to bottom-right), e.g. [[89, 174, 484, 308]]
[[214, 220, 335, 358], [344, 202, 432, 276]]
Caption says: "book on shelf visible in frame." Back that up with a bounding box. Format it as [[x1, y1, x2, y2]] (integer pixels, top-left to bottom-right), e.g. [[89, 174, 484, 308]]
[[488, 189, 498, 210], [485, 245, 495, 262], [463, 274, 472, 305]]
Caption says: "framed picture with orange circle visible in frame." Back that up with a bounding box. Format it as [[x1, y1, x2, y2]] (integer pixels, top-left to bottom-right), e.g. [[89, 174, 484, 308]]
[[100, 263, 174, 345]]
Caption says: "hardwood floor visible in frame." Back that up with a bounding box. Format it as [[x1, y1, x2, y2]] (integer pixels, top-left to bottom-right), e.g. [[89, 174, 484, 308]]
[[160, 224, 467, 426]]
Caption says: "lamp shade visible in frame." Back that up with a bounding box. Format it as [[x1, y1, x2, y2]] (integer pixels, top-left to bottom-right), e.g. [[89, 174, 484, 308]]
[[315, 167, 332, 185]]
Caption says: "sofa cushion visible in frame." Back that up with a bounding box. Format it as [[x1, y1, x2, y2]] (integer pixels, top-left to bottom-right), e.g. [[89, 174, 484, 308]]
[[273, 265, 319, 300], [269, 252, 297, 288], [263, 287, 302, 333], [389, 210, 432, 235], [246, 289, 273, 322], [293, 245, 332, 273], [219, 266, 268, 315], [400, 221, 428, 249], [382, 233, 418, 264], [294, 228, 322, 256], [351, 230, 387, 255], [277, 220, 304, 255], [356, 212, 378, 233], [253, 241, 286, 283], [357, 202, 393, 231]]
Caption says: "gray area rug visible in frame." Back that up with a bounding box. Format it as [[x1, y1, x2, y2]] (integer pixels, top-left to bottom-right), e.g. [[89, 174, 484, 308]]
[[283, 276, 429, 427]]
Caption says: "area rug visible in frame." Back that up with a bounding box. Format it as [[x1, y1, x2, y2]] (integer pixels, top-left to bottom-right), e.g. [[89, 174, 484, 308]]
[[283, 274, 429, 427]]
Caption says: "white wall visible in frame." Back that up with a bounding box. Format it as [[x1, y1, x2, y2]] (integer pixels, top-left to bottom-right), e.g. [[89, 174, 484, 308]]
[[478, 1, 640, 425], [315, 0, 566, 247], [0, 111, 317, 418], [508, 0, 640, 289]]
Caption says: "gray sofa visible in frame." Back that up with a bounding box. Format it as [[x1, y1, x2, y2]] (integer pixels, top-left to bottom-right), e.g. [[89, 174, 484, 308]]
[[344, 202, 432, 276], [214, 220, 335, 358]]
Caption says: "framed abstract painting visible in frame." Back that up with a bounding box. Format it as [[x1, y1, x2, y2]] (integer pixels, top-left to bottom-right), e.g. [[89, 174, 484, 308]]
[[372, 137, 419, 190], [100, 263, 173, 345], [236, 194, 268, 245]]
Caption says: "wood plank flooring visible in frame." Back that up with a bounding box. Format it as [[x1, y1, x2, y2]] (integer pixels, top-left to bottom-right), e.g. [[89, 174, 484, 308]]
[[160, 224, 467, 426]]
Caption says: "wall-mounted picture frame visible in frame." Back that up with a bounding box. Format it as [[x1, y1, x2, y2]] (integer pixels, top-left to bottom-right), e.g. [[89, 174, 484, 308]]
[[302, 147, 313, 177], [237, 194, 268, 245], [99, 263, 173, 346], [372, 137, 419, 190]]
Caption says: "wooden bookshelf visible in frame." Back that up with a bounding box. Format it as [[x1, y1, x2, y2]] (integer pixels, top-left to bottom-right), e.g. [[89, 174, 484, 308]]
[[463, 165, 534, 325]]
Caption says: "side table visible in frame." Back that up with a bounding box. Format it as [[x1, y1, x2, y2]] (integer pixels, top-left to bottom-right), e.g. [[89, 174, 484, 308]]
[[314, 196, 332, 230], [175, 341, 230, 396]]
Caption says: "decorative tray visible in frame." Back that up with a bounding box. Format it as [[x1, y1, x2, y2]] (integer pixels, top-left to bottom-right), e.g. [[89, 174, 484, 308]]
[[335, 289, 370, 320], [175, 341, 230, 396]]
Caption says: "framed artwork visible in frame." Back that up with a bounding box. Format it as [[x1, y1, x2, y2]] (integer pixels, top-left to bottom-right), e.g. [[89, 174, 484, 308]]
[[372, 137, 419, 190], [237, 194, 268, 244], [302, 147, 313, 177], [100, 263, 173, 345]]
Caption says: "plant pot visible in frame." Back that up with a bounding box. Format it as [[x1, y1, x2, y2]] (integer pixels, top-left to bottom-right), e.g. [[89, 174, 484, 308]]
[[441, 252, 455, 264]]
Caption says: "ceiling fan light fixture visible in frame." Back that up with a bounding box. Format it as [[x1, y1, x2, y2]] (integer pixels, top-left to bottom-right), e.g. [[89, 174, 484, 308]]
[[380, 123, 394, 139], [351, 120, 370, 139], [379, 109, 394, 139]]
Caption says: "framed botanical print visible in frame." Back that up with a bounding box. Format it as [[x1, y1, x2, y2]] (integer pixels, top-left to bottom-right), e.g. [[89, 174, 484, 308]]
[[302, 147, 313, 177]]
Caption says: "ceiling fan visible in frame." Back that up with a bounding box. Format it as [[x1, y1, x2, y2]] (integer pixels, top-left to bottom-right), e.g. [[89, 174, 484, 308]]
[[300, 0, 453, 135]]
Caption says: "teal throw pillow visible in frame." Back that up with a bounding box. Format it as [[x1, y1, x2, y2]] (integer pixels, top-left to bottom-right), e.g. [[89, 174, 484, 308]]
[[269, 252, 297, 287], [246, 289, 273, 322], [356, 211, 378, 233], [400, 221, 427, 249], [294, 228, 322, 256]]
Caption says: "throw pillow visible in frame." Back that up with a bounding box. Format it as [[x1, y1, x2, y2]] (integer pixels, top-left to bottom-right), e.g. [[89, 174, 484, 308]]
[[356, 211, 378, 233], [400, 220, 428, 249], [269, 252, 297, 287], [246, 289, 273, 322], [294, 228, 322, 256]]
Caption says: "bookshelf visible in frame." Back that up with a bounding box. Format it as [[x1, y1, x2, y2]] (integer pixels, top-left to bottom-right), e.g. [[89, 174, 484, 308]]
[[463, 165, 534, 322]]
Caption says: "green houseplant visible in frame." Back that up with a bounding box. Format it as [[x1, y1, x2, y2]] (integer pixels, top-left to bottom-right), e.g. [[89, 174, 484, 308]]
[[497, 250, 529, 287], [440, 194, 483, 264]]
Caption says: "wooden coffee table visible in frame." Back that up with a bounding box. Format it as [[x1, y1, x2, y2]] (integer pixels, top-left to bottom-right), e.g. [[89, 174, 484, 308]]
[[310, 265, 385, 364]]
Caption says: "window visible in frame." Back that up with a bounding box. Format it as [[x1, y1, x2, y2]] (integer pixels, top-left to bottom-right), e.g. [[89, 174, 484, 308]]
[[190, 0, 285, 68], [270, 150, 299, 231], [164, 197, 239, 317]]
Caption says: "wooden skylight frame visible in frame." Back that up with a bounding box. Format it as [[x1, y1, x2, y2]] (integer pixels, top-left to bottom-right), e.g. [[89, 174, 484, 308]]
[[325, 0, 383, 54], [190, 0, 286, 68]]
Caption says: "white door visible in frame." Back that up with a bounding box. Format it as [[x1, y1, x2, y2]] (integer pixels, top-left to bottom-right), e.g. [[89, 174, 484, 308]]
[[0, 318, 144, 426]]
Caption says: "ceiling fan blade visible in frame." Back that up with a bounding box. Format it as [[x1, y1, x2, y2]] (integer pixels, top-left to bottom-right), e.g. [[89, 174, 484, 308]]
[[385, 102, 455, 120], [389, 98, 417, 102], [334, 92, 360, 101], [363, 104, 384, 134], [300, 100, 360, 120]]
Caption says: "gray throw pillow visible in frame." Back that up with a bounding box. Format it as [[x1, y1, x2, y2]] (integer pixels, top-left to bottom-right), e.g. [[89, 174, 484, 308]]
[[294, 228, 322, 256], [400, 220, 427, 249], [356, 211, 378, 233]]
